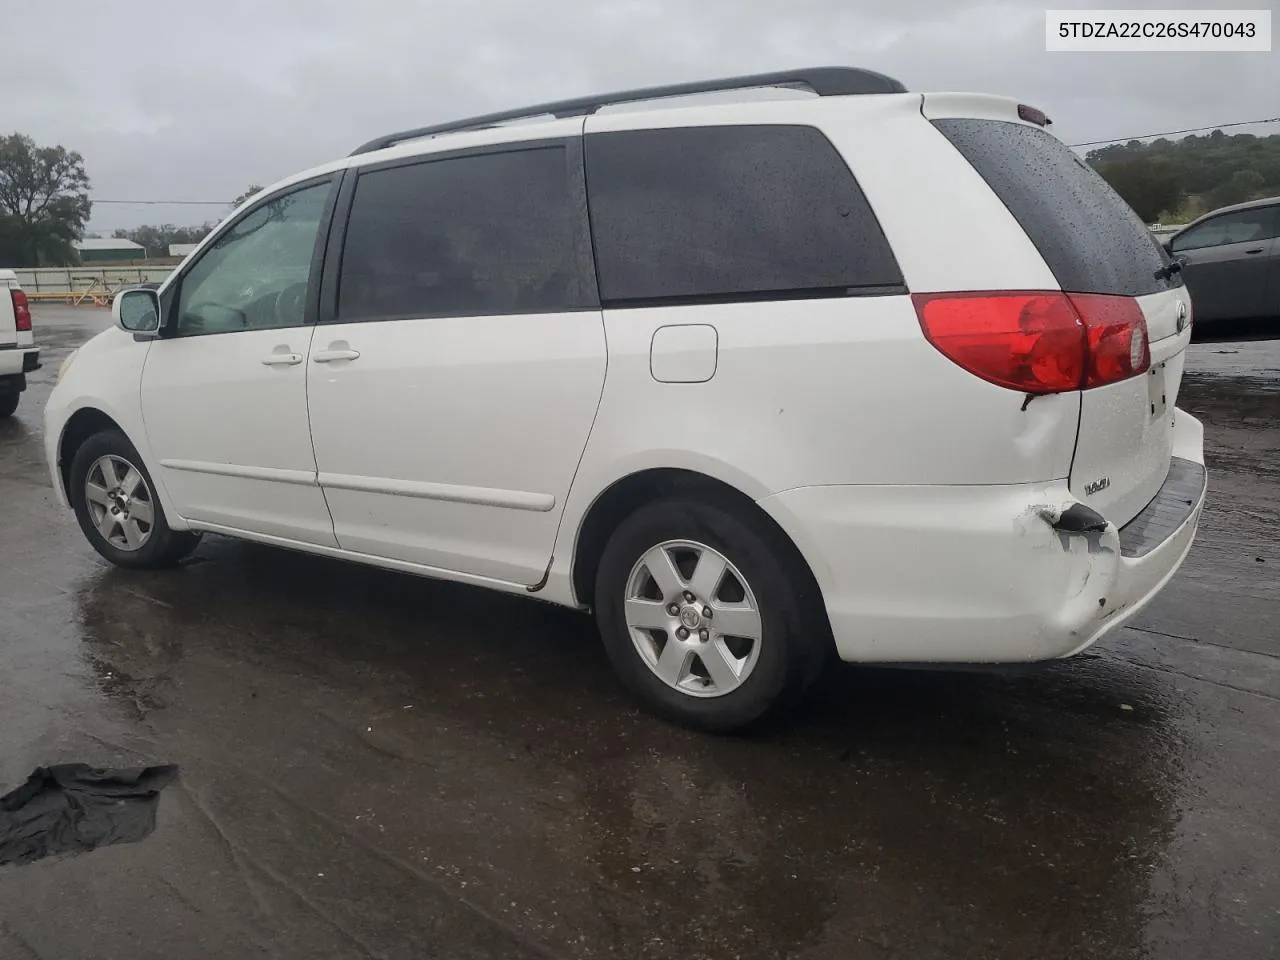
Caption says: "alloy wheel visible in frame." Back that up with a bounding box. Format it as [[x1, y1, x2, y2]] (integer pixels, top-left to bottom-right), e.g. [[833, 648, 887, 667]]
[[623, 539, 763, 698], [84, 454, 155, 552]]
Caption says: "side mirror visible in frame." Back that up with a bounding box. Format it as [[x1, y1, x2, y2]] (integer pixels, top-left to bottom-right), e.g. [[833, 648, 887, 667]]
[[114, 288, 161, 336]]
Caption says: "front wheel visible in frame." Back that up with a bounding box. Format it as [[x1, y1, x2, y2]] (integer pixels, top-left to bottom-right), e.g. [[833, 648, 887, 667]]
[[0, 392, 19, 419], [594, 496, 829, 732], [68, 430, 201, 569]]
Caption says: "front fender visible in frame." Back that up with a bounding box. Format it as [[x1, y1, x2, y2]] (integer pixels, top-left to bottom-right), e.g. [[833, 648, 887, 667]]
[[44, 329, 187, 528]]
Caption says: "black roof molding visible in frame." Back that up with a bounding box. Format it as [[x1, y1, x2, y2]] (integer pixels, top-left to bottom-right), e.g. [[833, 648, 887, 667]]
[[350, 66, 908, 157]]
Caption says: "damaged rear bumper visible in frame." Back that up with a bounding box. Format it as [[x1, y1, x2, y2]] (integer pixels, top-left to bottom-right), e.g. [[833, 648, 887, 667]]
[[757, 408, 1206, 664]]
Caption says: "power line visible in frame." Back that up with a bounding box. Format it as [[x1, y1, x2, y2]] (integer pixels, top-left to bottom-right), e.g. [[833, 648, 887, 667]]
[[1069, 116, 1280, 148]]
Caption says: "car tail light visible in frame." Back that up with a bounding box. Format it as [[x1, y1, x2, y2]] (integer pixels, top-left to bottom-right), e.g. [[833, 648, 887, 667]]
[[912, 291, 1149, 394], [11, 290, 31, 332], [1070, 293, 1150, 388]]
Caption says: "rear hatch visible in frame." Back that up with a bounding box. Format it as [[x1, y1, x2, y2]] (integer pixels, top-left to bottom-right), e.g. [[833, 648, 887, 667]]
[[927, 100, 1190, 526]]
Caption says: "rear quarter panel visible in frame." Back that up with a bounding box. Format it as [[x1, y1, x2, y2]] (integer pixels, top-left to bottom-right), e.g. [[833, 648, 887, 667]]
[[545, 292, 1083, 605]]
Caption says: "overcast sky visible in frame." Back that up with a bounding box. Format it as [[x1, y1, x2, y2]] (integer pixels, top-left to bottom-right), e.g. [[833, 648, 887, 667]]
[[1, 0, 1275, 233]]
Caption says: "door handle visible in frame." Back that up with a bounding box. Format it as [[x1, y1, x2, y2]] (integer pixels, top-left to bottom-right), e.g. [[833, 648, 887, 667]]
[[261, 352, 303, 366], [1245, 248, 1264, 255], [312, 348, 361, 363]]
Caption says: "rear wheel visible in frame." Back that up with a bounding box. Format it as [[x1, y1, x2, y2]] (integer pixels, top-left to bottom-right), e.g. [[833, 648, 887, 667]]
[[594, 495, 828, 732], [0, 392, 18, 419], [69, 430, 201, 569]]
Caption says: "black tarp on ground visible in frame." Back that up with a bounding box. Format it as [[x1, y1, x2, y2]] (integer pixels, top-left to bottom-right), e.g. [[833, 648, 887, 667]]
[[0, 764, 178, 867]]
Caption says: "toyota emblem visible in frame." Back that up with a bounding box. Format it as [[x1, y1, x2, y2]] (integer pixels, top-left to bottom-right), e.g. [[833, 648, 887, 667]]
[[1176, 301, 1189, 333]]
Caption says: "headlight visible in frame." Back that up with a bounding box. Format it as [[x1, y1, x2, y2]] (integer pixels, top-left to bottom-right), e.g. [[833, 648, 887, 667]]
[[57, 348, 79, 384]]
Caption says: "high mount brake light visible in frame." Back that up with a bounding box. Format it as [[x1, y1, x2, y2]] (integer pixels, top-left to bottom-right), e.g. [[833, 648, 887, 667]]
[[1017, 104, 1050, 126]]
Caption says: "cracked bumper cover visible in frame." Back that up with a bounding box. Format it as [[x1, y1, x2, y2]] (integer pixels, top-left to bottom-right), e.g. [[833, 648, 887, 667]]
[[757, 408, 1206, 664]]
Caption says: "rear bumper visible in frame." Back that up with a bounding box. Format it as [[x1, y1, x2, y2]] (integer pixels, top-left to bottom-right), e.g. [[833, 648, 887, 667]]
[[758, 408, 1206, 663], [0, 346, 39, 382]]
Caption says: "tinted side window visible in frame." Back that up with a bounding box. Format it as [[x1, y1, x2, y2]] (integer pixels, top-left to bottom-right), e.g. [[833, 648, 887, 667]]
[[1171, 207, 1279, 252], [338, 145, 594, 321], [933, 119, 1180, 297], [585, 125, 903, 304]]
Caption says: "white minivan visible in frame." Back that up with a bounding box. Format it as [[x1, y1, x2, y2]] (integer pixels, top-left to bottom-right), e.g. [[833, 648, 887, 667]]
[[45, 68, 1206, 730]]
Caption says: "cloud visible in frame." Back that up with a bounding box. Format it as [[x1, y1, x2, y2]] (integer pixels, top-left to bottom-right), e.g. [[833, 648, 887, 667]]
[[2, 0, 1275, 232]]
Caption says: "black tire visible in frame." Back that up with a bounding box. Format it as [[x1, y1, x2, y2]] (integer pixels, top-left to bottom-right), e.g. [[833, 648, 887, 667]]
[[69, 429, 201, 569], [0, 392, 18, 419], [594, 495, 830, 733]]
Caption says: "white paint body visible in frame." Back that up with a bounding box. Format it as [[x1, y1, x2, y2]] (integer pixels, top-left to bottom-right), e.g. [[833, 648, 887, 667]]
[[1, 271, 37, 377], [44, 89, 1206, 664]]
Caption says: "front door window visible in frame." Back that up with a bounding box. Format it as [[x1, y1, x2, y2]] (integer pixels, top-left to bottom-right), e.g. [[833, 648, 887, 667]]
[[174, 181, 331, 336]]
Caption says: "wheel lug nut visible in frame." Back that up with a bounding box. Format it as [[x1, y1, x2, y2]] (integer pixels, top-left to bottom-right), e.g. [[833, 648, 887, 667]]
[[683, 591, 695, 603], [667, 603, 680, 615], [702, 606, 713, 619], [676, 627, 690, 640], [699, 628, 709, 641]]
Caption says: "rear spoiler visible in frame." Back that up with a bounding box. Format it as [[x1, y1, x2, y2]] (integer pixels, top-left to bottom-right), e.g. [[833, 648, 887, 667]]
[[921, 93, 1051, 128]]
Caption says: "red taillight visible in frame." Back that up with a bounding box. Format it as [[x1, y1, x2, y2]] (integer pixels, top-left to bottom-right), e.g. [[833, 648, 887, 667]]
[[11, 290, 31, 332], [1070, 293, 1150, 388], [913, 291, 1149, 394]]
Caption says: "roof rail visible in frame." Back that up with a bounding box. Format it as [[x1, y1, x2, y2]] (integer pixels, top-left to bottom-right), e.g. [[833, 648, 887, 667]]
[[349, 66, 908, 157]]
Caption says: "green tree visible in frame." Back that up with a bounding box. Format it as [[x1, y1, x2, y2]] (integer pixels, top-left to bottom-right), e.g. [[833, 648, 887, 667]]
[[232, 184, 264, 208], [0, 133, 92, 266], [1206, 169, 1266, 210], [1093, 157, 1182, 223], [113, 222, 213, 257], [1087, 131, 1280, 223]]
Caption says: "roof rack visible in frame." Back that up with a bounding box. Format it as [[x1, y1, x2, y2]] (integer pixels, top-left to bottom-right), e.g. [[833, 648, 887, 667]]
[[349, 66, 908, 157]]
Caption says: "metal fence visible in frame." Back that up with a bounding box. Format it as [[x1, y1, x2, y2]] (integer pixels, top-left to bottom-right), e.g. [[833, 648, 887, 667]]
[[9, 266, 177, 304]]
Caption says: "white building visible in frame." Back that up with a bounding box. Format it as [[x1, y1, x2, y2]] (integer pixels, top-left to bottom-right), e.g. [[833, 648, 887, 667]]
[[73, 238, 146, 263]]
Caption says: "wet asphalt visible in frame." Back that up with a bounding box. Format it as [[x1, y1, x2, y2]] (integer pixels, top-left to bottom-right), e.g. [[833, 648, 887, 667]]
[[1, 306, 1278, 960]]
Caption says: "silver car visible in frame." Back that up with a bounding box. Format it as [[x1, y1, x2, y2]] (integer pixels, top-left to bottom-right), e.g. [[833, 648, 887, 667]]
[[1165, 196, 1280, 326]]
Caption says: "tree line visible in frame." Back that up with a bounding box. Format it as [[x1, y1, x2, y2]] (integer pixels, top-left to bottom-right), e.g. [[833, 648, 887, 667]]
[[100, 186, 262, 256], [1, 130, 260, 267], [1089, 130, 1280, 224]]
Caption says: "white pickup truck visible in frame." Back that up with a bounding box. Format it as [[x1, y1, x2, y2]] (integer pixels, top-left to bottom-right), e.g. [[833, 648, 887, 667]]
[[1, 269, 41, 418]]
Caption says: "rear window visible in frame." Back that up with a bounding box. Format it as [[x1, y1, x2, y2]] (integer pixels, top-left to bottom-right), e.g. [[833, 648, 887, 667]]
[[584, 125, 903, 306], [933, 119, 1179, 297]]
